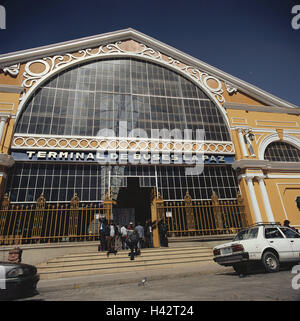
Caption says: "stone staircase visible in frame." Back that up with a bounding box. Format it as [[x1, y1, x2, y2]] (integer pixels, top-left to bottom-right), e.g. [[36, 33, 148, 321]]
[[36, 245, 214, 280]]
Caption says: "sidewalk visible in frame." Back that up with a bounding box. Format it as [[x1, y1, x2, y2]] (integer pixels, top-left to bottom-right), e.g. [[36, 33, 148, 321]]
[[37, 259, 229, 293]]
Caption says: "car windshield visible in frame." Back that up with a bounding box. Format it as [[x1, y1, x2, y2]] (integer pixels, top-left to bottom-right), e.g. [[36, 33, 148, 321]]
[[233, 227, 258, 241]]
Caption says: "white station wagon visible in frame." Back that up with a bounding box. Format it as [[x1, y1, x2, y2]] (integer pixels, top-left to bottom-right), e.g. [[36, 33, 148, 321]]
[[213, 223, 300, 274]]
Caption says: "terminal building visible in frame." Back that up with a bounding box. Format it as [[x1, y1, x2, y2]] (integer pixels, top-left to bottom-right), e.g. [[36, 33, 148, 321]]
[[0, 29, 299, 245]]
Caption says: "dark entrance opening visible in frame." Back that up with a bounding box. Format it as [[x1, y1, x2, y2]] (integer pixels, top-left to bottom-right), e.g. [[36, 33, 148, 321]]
[[114, 178, 152, 226]]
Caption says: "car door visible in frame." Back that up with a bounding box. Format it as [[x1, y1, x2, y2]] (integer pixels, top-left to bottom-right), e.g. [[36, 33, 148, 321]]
[[264, 227, 294, 261], [279, 227, 300, 261]]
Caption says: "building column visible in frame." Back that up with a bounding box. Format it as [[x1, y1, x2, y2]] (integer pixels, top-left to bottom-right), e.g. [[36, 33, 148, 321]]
[[245, 176, 262, 223], [0, 154, 15, 200], [0, 114, 9, 147], [237, 128, 248, 157], [257, 176, 275, 223]]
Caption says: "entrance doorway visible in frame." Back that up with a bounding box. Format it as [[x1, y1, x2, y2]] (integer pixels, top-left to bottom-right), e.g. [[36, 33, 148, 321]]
[[114, 178, 152, 226]]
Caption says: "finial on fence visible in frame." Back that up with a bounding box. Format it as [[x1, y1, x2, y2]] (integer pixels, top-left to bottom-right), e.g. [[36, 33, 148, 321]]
[[184, 191, 192, 203], [1, 192, 10, 209], [36, 193, 46, 209], [71, 193, 80, 208], [211, 191, 219, 204]]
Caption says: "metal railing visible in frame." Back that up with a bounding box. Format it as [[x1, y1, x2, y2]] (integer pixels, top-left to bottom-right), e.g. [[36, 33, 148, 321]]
[[152, 190, 247, 238], [0, 193, 113, 245]]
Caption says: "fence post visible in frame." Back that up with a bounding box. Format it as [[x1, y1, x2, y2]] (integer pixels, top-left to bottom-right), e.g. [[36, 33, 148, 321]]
[[32, 193, 46, 243], [151, 189, 164, 248], [103, 189, 114, 223], [69, 193, 80, 238], [0, 193, 10, 244], [211, 191, 223, 232], [1, 192, 10, 209], [184, 191, 195, 232]]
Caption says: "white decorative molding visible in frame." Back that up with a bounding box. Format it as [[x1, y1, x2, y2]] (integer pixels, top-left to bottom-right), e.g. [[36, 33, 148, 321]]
[[20, 42, 227, 103], [225, 82, 238, 95], [231, 117, 247, 125], [1, 63, 20, 77], [17, 41, 229, 119], [252, 133, 265, 146], [258, 133, 300, 160], [267, 175, 300, 179], [11, 134, 235, 154], [0, 102, 14, 112], [255, 119, 299, 128], [0, 85, 24, 93], [0, 28, 297, 108]]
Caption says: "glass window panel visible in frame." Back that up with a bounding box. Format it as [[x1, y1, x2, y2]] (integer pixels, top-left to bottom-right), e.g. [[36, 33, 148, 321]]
[[15, 58, 230, 141], [264, 141, 300, 162]]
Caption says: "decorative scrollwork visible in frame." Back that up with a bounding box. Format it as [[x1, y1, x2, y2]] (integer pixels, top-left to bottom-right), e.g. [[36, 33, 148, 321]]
[[12, 134, 235, 154], [20, 40, 228, 105], [1, 63, 20, 77], [225, 82, 238, 95]]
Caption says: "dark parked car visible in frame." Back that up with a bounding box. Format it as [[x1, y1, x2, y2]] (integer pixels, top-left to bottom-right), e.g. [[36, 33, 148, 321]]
[[0, 262, 40, 300]]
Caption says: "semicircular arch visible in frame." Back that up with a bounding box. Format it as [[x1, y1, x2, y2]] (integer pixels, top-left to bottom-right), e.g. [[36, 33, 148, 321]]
[[15, 53, 232, 141], [258, 133, 300, 160]]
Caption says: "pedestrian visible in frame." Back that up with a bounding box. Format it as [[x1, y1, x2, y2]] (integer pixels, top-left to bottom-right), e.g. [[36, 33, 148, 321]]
[[120, 224, 128, 250], [98, 217, 107, 252], [135, 222, 144, 251], [283, 220, 299, 233], [127, 222, 135, 231], [145, 219, 153, 248], [105, 220, 119, 257], [158, 219, 168, 247], [116, 222, 121, 234], [126, 229, 139, 260]]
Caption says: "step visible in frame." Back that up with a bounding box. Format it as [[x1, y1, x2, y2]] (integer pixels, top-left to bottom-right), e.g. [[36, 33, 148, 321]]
[[37, 252, 213, 270], [54, 246, 212, 258], [36, 246, 214, 280], [37, 251, 213, 269], [41, 248, 213, 264], [38, 257, 214, 280]]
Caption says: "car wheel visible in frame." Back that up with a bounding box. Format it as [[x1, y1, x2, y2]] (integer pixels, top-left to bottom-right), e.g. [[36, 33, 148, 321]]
[[262, 251, 280, 273]]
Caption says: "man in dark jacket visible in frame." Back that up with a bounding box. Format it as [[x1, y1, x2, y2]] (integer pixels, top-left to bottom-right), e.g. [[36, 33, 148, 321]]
[[105, 220, 119, 257], [145, 220, 153, 248], [158, 219, 168, 247], [126, 229, 139, 260], [99, 217, 107, 251]]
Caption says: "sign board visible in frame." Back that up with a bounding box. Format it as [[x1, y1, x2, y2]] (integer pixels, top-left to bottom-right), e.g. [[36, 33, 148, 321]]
[[11, 150, 235, 165]]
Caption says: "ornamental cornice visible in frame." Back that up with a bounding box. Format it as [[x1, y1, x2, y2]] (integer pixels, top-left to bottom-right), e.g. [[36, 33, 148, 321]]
[[0, 63, 20, 77], [17, 40, 230, 108], [0, 28, 297, 109], [11, 134, 235, 154]]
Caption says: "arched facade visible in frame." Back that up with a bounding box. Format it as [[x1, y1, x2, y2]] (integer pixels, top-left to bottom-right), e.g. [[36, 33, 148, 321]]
[[0, 28, 300, 239], [8, 57, 239, 204]]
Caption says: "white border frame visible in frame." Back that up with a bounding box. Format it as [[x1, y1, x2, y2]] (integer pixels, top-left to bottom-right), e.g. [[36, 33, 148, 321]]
[[14, 52, 234, 142], [258, 133, 300, 160]]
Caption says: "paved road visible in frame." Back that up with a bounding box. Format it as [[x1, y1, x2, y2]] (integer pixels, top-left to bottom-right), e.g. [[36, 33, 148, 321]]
[[19, 266, 300, 301]]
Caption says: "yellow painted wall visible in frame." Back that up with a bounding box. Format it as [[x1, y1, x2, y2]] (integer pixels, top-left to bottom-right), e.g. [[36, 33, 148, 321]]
[[239, 178, 256, 226], [227, 108, 300, 160], [1, 36, 300, 233], [265, 178, 300, 228]]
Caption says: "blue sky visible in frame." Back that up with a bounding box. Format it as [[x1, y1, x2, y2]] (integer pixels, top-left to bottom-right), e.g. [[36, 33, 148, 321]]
[[0, 0, 299, 106]]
